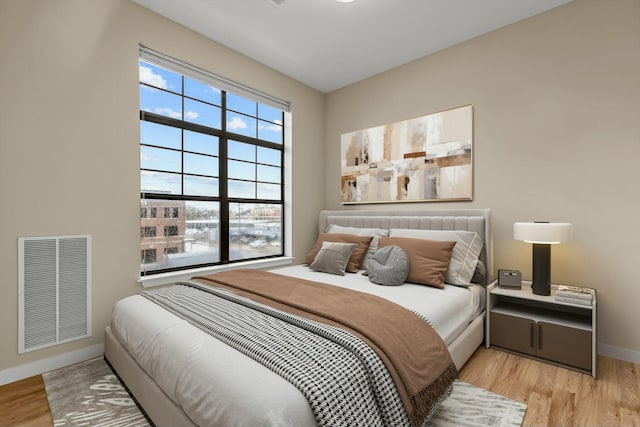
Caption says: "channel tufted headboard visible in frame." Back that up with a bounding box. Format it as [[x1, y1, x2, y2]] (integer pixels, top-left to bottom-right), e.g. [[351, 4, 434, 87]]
[[318, 209, 493, 285]]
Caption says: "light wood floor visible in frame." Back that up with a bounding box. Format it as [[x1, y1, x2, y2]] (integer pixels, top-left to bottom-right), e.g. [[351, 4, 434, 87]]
[[0, 348, 638, 427], [459, 348, 640, 427]]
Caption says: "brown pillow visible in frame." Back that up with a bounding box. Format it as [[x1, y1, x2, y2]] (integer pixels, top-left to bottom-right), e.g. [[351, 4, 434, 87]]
[[305, 233, 373, 273], [378, 236, 456, 288]]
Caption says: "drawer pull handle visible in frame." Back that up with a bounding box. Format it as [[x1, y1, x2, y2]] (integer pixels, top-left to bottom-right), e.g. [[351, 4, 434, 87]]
[[530, 324, 534, 348], [538, 324, 543, 350]]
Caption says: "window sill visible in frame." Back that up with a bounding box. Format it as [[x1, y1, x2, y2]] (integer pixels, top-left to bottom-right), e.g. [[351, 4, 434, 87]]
[[138, 256, 296, 288]]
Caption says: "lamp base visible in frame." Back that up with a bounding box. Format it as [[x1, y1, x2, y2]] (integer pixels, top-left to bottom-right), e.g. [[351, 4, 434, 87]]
[[531, 280, 551, 296], [531, 243, 551, 296]]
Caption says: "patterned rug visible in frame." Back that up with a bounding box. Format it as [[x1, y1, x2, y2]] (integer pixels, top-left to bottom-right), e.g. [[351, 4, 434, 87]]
[[43, 357, 527, 427], [43, 357, 150, 427]]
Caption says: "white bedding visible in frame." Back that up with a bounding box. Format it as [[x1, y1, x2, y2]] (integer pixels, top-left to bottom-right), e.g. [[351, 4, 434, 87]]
[[274, 265, 485, 346], [110, 266, 485, 427]]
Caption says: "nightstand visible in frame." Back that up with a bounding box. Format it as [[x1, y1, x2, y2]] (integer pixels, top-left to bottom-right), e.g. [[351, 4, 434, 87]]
[[486, 280, 596, 378]]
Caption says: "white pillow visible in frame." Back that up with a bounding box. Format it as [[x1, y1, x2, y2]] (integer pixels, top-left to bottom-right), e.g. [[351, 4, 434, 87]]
[[327, 224, 389, 270], [388, 229, 483, 286]]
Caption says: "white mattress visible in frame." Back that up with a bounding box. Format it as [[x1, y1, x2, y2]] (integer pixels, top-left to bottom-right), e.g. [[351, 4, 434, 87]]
[[273, 265, 485, 346], [110, 267, 485, 427]]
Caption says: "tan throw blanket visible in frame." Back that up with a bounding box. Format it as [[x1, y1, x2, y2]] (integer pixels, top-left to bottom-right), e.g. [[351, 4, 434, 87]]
[[193, 269, 457, 426]]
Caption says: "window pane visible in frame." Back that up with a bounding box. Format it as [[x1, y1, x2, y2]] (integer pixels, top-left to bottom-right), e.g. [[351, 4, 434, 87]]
[[228, 160, 255, 181], [184, 77, 221, 105], [141, 171, 181, 195], [139, 60, 182, 93], [257, 165, 280, 184], [141, 121, 181, 149], [257, 146, 281, 166], [184, 98, 221, 129], [140, 200, 220, 273], [257, 183, 281, 200], [227, 93, 256, 116], [184, 175, 218, 197], [229, 203, 282, 261], [258, 119, 283, 144], [227, 113, 256, 138], [228, 140, 256, 161], [184, 131, 218, 156], [140, 85, 182, 119], [228, 180, 255, 199], [141, 146, 181, 172], [258, 104, 282, 124], [184, 153, 218, 177]]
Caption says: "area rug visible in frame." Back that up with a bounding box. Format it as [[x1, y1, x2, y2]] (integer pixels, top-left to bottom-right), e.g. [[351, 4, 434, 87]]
[[428, 381, 527, 427], [43, 357, 150, 427], [44, 357, 527, 427]]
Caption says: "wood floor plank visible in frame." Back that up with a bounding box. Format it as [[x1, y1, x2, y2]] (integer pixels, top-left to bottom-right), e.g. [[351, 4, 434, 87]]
[[619, 359, 640, 417], [621, 407, 640, 427], [0, 375, 53, 427], [523, 391, 551, 427], [596, 356, 623, 427]]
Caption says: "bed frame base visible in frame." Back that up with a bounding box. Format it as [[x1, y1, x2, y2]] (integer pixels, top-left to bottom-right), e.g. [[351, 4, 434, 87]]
[[105, 316, 483, 427], [105, 326, 196, 427]]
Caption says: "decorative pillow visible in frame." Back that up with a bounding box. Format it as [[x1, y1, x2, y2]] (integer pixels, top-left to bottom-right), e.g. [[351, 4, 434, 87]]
[[309, 242, 357, 276], [471, 260, 486, 285], [378, 236, 455, 288], [305, 233, 373, 273], [367, 245, 410, 286], [389, 229, 483, 287], [327, 224, 389, 270]]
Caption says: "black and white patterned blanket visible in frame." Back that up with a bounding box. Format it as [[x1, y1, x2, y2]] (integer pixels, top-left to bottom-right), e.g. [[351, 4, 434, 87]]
[[141, 282, 448, 427]]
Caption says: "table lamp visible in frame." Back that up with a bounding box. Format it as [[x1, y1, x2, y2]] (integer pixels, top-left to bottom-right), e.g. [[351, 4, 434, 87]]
[[513, 222, 573, 296]]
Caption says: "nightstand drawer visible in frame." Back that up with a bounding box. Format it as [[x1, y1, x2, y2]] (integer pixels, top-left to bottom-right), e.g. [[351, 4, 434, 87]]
[[490, 311, 536, 356], [537, 321, 591, 370]]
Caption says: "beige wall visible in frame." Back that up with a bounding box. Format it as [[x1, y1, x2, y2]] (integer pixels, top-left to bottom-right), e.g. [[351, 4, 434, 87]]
[[0, 0, 324, 373], [325, 0, 640, 356]]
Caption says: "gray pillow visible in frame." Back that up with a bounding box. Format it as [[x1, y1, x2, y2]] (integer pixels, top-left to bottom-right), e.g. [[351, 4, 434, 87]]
[[309, 241, 357, 276], [367, 245, 410, 286]]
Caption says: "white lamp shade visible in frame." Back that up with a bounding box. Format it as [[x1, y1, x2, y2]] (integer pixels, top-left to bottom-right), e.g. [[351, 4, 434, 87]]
[[513, 222, 573, 244]]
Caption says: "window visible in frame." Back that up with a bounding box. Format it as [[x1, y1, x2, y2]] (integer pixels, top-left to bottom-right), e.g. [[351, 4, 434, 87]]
[[141, 249, 157, 264], [164, 226, 179, 237], [139, 47, 289, 275], [163, 207, 179, 219], [141, 227, 157, 238]]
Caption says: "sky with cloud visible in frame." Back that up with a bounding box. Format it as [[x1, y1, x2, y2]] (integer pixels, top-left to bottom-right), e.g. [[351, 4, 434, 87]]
[[139, 60, 283, 202]]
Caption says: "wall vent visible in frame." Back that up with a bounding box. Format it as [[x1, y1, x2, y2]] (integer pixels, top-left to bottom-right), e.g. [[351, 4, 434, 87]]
[[18, 235, 92, 353], [265, 0, 286, 6]]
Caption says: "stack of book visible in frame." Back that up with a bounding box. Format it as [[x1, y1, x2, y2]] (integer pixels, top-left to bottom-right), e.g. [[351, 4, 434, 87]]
[[554, 285, 595, 306]]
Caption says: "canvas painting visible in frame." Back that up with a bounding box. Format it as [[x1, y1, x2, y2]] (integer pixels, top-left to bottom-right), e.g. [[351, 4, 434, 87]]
[[340, 105, 473, 204]]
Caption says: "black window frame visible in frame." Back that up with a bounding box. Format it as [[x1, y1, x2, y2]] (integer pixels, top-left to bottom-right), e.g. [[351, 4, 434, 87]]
[[139, 55, 286, 276]]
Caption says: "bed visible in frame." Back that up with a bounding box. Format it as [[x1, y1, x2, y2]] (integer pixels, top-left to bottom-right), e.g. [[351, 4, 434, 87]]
[[105, 208, 492, 427]]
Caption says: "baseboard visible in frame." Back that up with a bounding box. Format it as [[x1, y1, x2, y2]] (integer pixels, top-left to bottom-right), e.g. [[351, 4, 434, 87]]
[[0, 343, 104, 386], [599, 342, 640, 364]]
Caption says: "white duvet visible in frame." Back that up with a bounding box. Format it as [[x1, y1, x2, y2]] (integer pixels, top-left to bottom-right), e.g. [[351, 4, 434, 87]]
[[110, 266, 485, 427]]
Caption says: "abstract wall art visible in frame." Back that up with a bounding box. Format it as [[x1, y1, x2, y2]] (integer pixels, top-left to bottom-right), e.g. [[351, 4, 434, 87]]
[[340, 105, 473, 204]]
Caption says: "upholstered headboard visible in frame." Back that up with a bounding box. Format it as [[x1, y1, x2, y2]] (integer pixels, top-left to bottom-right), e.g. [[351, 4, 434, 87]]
[[318, 209, 493, 285]]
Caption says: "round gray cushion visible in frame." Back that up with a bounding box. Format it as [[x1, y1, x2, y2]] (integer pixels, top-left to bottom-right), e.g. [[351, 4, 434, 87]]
[[367, 245, 410, 286]]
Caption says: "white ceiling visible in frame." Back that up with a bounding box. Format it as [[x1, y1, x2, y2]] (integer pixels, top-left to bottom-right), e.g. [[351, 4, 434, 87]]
[[132, 0, 572, 93]]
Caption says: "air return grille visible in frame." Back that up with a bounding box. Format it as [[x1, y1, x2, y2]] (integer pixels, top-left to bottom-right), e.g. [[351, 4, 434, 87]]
[[18, 235, 92, 353]]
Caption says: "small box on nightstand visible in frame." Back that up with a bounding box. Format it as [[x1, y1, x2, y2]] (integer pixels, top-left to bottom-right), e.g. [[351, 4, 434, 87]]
[[498, 269, 522, 289]]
